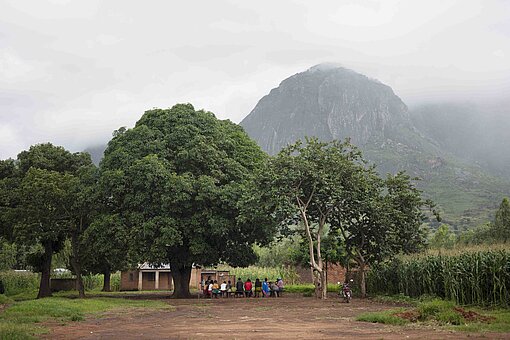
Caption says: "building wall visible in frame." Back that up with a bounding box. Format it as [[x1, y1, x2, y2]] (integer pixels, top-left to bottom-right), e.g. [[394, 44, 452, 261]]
[[50, 278, 77, 292], [120, 270, 139, 291], [190, 268, 200, 289], [121, 268, 228, 291], [142, 272, 156, 290], [293, 263, 347, 285], [158, 272, 172, 290]]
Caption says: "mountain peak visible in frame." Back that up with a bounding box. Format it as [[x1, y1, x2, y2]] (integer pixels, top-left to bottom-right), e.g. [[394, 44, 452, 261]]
[[308, 62, 346, 72], [241, 64, 409, 154]]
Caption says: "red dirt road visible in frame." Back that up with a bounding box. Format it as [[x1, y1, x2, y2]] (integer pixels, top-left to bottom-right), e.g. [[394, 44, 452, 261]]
[[46, 294, 510, 339]]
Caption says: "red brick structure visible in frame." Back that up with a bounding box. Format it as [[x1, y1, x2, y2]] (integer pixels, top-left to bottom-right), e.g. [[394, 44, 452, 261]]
[[294, 263, 348, 285], [120, 264, 232, 291]]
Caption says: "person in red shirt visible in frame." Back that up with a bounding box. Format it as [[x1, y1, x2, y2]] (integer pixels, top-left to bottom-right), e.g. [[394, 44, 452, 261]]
[[244, 278, 253, 297]]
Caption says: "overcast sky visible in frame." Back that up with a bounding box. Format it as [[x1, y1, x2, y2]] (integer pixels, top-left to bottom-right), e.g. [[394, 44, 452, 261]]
[[1, 0, 509, 159]]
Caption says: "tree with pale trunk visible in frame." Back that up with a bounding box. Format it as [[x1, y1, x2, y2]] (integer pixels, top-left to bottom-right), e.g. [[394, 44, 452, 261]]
[[257, 138, 365, 299]]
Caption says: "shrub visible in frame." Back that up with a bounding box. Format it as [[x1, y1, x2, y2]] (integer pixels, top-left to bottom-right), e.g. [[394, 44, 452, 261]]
[[0, 271, 39, 296]]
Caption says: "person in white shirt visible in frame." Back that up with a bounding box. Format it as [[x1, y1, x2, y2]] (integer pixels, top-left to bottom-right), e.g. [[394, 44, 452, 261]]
[[220, 281, 227, 297]]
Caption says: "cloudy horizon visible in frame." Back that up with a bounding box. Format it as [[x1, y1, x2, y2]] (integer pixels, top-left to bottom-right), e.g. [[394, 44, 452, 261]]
[[1, 0, 510, 159]]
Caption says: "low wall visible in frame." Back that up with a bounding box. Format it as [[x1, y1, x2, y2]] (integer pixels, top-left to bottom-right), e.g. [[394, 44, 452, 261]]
[[50, 278, 77, 292]]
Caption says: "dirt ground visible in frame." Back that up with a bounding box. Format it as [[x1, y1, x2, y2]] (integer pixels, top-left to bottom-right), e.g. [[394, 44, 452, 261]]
[[46, 293, 510, 340]]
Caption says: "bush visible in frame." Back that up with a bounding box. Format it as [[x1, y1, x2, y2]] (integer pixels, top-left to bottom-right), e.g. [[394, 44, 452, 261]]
[[0, 271, 39, 296]]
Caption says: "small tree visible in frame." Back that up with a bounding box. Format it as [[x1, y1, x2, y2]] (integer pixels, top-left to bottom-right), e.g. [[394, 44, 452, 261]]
[[332, 171, 431, 298], [430, 224, 456, 250], [16, 167, 77, 298], [81, 214, 130, 292], [493, 197, 510, 242]]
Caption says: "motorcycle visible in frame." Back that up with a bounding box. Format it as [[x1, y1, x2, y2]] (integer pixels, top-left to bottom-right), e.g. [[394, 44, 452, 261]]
[[339, 279, 353, 303]]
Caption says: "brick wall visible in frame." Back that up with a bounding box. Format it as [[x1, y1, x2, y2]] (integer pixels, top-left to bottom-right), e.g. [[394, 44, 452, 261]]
[[293, 263, 347, 285], [158, 272, 172, 290], [120, 270, 138, 291], [50, 278, 77, 292]]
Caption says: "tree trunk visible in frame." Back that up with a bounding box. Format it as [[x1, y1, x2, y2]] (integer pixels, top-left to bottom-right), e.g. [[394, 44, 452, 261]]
[[170, 261, 192, 298], [359, 261, 367, 298], [102, 268, 111, 292], [319, 268, 327, 299], [37, 242, 53, 299], [70, 231, 85, 298]]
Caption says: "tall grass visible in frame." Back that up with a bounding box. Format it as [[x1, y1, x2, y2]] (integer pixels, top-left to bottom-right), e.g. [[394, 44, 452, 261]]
[[367, 246, 510, 306], [0, 271, 39, 296], [0, 271, 122, 297]]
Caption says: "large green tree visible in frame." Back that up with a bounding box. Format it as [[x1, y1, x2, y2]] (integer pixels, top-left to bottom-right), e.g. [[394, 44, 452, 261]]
[[256, 138, 366, 299], [2, 143, 92, 298], [67, 163, 99, 298], [257, 138, 432, 298], [100, 103, 272, 298], [334, 171, 432, 297]]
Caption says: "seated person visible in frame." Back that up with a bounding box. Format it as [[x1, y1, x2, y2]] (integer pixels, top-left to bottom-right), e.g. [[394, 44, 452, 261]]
[[220, 281, 227, 297], [207, 281, 214, 297], [254, 278, 262, 297], [277, 278, 284, 296], [269, 281, 279, 297], [244, 278, 253, 297], [212, 280, 220, 298], [235, 278, 245, 297]]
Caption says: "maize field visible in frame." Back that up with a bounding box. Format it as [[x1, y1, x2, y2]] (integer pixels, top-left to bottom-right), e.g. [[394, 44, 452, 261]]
[[367, 246, 510, 306]]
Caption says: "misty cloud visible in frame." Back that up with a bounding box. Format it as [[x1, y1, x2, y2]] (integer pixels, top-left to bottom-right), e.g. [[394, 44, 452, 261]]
[[1, 0, 510, 159]]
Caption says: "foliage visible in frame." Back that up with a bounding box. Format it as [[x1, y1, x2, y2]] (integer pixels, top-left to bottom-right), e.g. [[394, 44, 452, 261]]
[[456, 223, 493, 245], [367, 246, 510, 306], [457, 197, 510, 245], [493, 197, 510, 242], [0, 272, 39, 297], [0, 239, 17, 271], [429, 224, 456, 249], [253, 237, 299, 267], [80, 214, 129, 291]]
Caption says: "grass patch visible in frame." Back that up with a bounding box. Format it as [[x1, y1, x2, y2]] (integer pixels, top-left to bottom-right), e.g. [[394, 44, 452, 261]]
[[0, 296, 172, 339], [358, 298, 507, 332], [456, 308, 510, 333], [284, 284, 338, 294], [0, 295, 13, 305], [357, 310, 408, 325], [371, 294, 423, 306]]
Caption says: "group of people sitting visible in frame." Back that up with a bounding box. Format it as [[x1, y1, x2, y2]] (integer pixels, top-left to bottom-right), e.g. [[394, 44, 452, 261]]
[[203, 277, 284, 298]]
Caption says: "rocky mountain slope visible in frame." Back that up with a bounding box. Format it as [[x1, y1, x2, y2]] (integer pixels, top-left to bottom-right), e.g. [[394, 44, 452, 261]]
[[240, 64, 510, 230]]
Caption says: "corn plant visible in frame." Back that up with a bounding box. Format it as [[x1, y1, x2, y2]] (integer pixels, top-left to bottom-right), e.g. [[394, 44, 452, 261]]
[[367, 246, 510, 306]]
